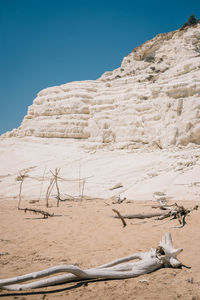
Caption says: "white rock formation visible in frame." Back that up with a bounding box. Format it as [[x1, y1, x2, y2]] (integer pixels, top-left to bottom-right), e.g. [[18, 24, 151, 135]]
[[3, 23, 200, 150], [1, 24, 200, 202]]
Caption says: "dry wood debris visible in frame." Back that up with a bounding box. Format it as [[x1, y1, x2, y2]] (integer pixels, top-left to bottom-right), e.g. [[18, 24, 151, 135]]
[[113, 203, 198, 227], [112, 209, 127, 227], [155, 203, 198, 227], [18, 208, 55, 219], [17, 171, 29, 210], [112, 195, 126, 204], [0, 233, 183, 291]]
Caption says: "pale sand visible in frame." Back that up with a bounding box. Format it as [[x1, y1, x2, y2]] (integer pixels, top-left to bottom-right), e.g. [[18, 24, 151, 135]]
[[0, 199, 200, 300]]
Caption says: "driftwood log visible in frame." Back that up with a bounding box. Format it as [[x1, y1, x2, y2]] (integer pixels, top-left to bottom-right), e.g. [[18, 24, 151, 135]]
[[114, 212, 164, 219], [0, 233, 182, 291], [114, 204, 198, 227]]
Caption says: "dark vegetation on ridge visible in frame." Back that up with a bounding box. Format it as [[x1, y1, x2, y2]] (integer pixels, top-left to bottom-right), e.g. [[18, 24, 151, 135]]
[[181, 14, 199, 30]]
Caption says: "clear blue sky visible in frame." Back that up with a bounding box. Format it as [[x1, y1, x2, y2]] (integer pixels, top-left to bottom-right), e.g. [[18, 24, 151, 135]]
[[0, 0, 200, 134]]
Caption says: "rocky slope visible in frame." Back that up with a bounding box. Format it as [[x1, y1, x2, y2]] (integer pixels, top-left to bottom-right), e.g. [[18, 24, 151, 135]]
[[1, 24, 200, 202], [3, 23, 200, 150]]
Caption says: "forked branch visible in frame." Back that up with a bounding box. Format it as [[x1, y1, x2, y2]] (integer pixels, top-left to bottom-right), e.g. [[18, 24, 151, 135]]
[[113, 204, 198, 227], [0, 233, 182, 291]]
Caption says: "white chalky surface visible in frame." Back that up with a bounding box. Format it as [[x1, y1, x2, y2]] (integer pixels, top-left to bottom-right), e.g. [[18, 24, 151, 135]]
[[1, 24, 200, 201]]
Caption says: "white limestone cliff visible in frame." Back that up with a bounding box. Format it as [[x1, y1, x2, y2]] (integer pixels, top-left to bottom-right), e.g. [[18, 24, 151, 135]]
[[1, 23, 200, 202], [3, 23, 200, 150]]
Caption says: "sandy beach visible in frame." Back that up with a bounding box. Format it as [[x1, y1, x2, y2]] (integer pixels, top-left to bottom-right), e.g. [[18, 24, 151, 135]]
[[0, 198, 200, 299], [1, 19, 200, 300]]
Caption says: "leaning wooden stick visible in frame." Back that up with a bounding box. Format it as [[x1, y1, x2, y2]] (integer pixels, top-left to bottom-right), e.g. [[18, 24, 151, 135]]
[[0, 233, 182, 291], [46, 176, 55, 208], [50, 168, 61, 207], [17, 171, 28, 210], [112, 209, 127, 227]]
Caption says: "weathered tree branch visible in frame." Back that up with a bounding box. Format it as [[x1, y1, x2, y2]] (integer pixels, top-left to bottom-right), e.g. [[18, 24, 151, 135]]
[[113, 204, 198, 227], [18, 208, 54, 219], [50, 168, 61, 207], [17, 171, 28, 210], [0, 233, 182, 291], [46, 177, 55, 207], [112, 209, 127, 227], [114, 212, 165, 219]]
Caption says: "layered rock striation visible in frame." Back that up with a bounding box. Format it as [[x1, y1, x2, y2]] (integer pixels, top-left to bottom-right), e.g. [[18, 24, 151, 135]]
[[4, 23, 200, 149]]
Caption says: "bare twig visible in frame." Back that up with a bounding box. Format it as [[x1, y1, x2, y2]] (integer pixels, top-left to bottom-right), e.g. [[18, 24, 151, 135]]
[[38, 167, 46, 202], [17, 171, 28, 210], [19, 207, 54, 219], [112, 209, 127, 227], [46, 177, 55, 208], [18, 180, 23, 210], [50, 168, 61, 207]]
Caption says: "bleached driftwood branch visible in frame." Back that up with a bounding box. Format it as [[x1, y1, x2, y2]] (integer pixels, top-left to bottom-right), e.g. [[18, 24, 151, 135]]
[[114, 204, 198, 227], [0, 233, 182, 291], [155, 203, 198, 227]]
